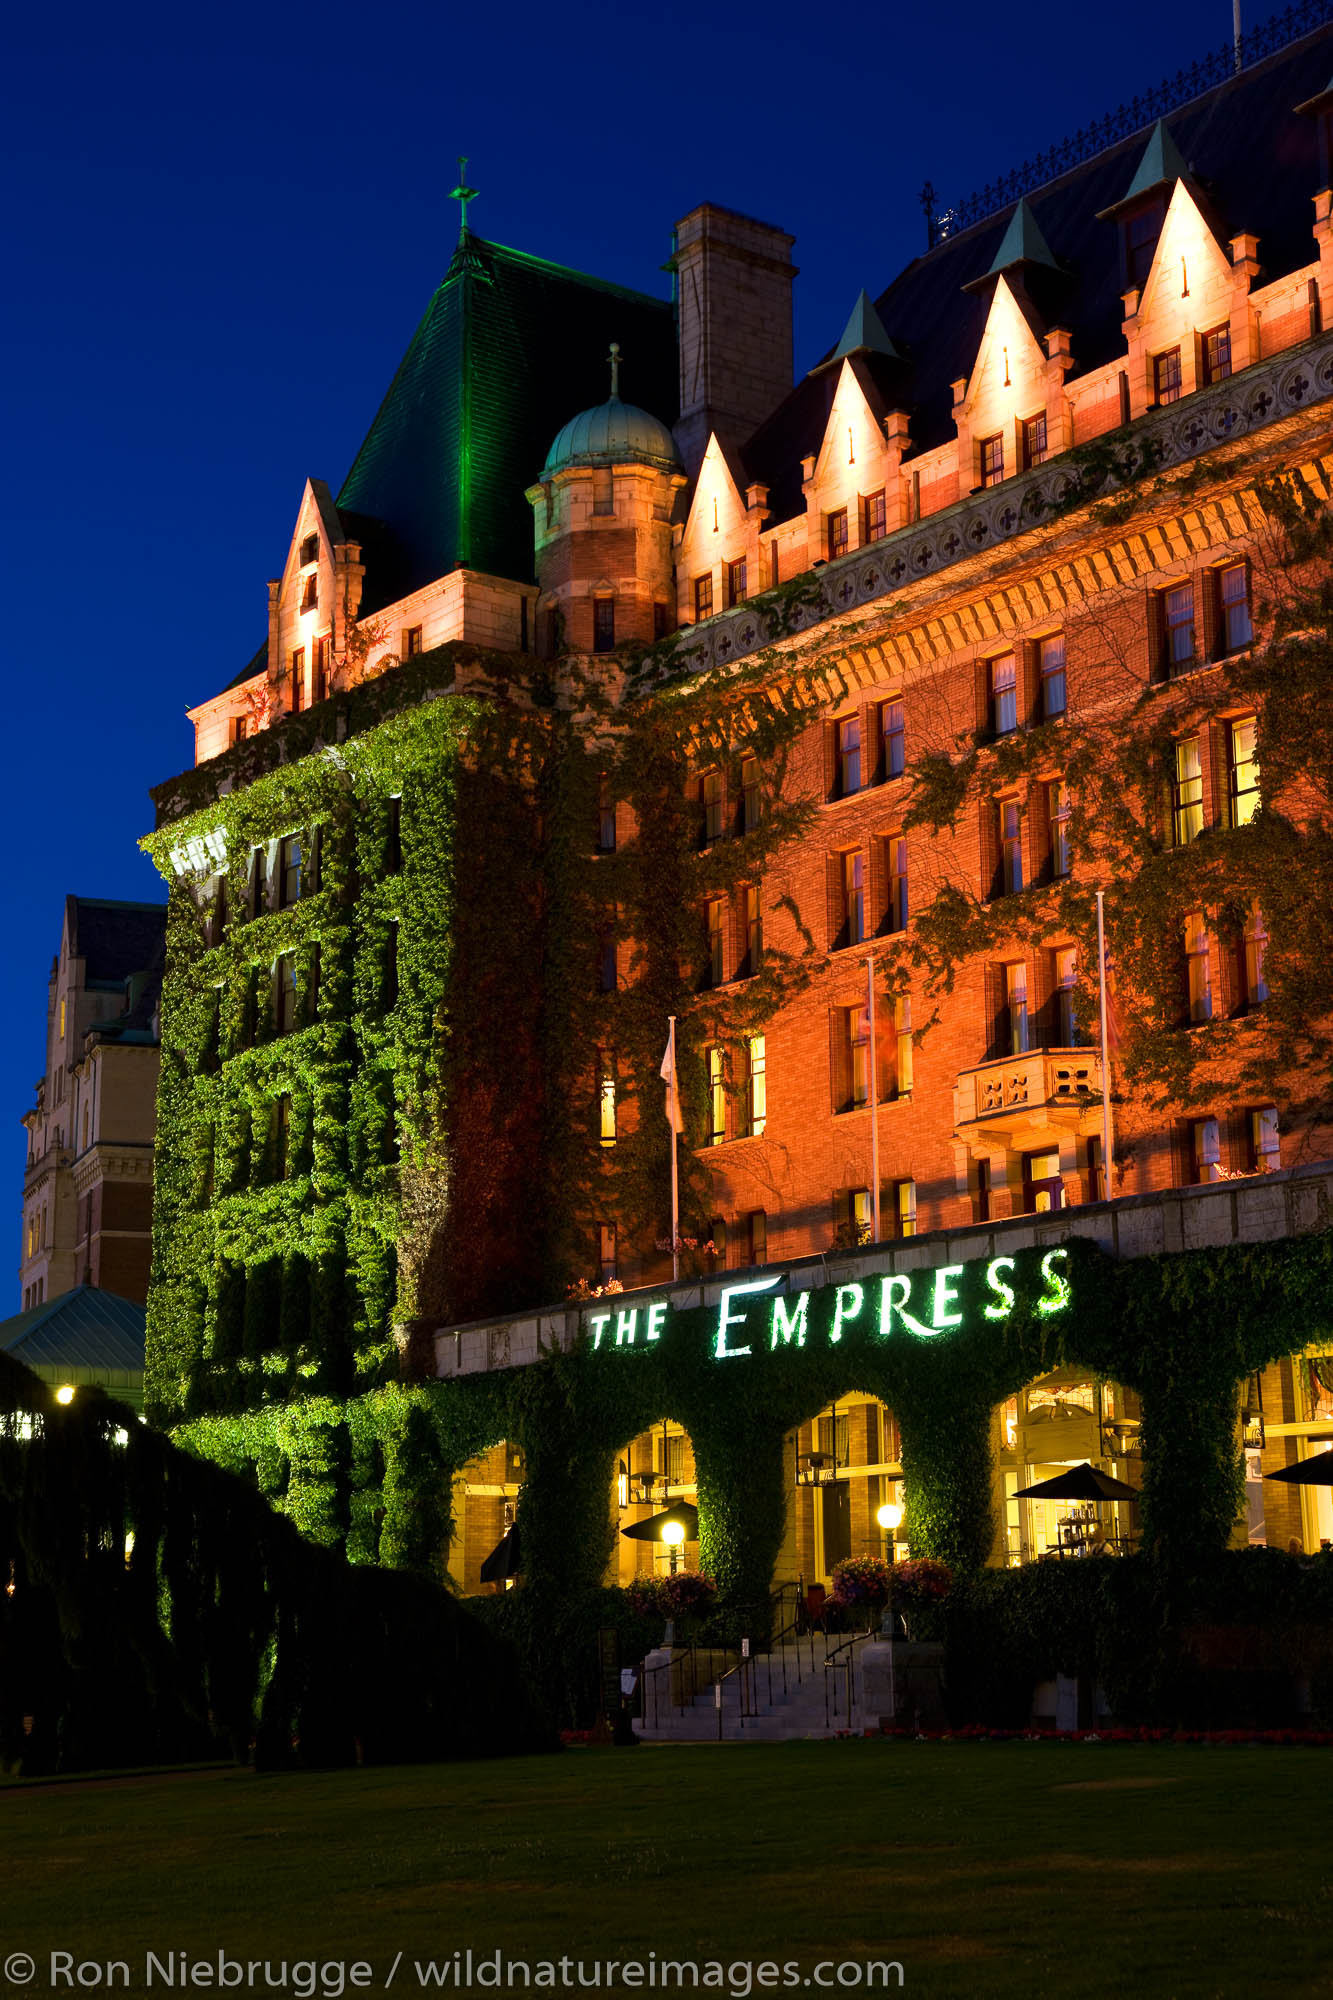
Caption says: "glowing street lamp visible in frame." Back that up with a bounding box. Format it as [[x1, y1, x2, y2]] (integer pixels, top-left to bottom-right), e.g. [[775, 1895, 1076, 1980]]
[[876, 1501, 903, 1536], [661, 1517, 686, 1576]]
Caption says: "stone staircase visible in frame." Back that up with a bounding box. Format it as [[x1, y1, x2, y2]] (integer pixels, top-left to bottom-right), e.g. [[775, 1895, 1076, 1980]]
[[634, 1633, 874, 1742]]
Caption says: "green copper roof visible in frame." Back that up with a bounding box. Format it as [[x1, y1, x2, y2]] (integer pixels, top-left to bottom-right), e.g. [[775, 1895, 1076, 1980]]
[[336, 235, 677, 608], [1120, 119, 1191, 203], [828, 289, 902, 364], [987, 200, 1060, 276], [0, 1286, 146, 1375], [543, 393, 681, 474]]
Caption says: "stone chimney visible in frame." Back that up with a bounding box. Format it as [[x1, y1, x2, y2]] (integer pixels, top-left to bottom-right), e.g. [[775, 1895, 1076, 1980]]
[[673, 204, 797, 478]]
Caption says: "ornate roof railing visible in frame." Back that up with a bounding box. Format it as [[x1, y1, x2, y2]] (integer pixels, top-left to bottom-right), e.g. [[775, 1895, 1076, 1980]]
[[923, 0, 1333, 247]]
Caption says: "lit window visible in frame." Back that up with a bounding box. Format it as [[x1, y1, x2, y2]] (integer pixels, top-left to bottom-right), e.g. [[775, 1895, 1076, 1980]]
[[1219, 564, 1253, 653], [1022, 413, 1047, 469], [299, 533, 319, 568], [701, 769, 724, 844], [979, 433, 1004, 488], [290, 647, 305, 714], [592, 599, 615, 653], [884, 835, 908, 934], [862, 491, 887, 543], [704, 898, 725, 988], [1023, 1148, 1063, 1213], [1053, 946, 1078, 1046], [1005, 962, 1030, 1055], [279, 835, 302, 908], [1242, 904, 1269, 1007], [739, 884, 763, 977], [1172, 738, 1204, 846], [894, 1180, 917, 1239], [726, 558, 747, 607], [1039, 635, 1066, 719], [835, 1004, 871, 1113], [1201, 325, 1232, 385], [694, 574, 714, 621], [1190, 1115, 1221, 1184], [598, 1057, 616, 1149], [879, 698, 905, 780], [1228, 716, 1259, 825], [893, 995, 913, 1097], [403, 626, 423, 659], [1250, 1106, 1280, 1173], [836, 714, 862, 796], [827, 509, 849, 561], [1164, 583, 1196, 672], [1049, 781, 1071, 878], [744, 1036, 767, 1138], [708, 1046, 726, 1146], [1153, 348, 1182, 406], [839, 849, 866, 947], [998, 798, 1023, 895], [990, 654, 1018, 736], [843, 1189, 873, 1247], [1184, 912, 1213, 1023]]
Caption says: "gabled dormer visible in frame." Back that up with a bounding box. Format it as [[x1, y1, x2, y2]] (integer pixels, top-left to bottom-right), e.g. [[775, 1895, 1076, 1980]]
[[953, 272, 1052, 491], [268, 479, 365, 720], [1098, 119, 1193, 298], [801, 292, 911, 552], [1118, 179, 1237, 416], [677, 432, 751, 623]]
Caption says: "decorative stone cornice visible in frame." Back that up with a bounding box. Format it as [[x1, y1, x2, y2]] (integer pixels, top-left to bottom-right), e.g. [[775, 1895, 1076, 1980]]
[[670, 331, 1333, 680]]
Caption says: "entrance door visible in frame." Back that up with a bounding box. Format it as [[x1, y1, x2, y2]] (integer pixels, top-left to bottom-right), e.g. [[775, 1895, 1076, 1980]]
[[820, 1480, 851, 1578], [1023, 1149, 1064, 1214]]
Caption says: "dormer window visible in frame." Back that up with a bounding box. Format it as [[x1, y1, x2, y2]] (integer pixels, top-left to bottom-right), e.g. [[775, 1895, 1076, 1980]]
[[1153, 348, 1182, 406], [979, 433, 1004, 489], [1022, 414, 1047, 469], [1124, 199, 1166, 291], [300, 574, 318, 612], [299, 533, 319, 568], [726, 558, 747, 608], [1201, 325, 1231, 385], [827, 509, 848, 561]]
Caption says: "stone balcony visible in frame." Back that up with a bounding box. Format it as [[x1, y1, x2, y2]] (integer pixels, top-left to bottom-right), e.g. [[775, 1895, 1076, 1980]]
[[953, 1047, 1103, 1155]]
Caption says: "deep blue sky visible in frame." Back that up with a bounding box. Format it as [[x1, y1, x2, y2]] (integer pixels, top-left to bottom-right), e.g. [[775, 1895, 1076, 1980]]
[[2, 0, 1296, 1246]]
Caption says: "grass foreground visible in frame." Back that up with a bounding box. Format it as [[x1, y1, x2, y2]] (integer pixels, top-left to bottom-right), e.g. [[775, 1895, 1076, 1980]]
[[2, 1741, 1331, 1999]]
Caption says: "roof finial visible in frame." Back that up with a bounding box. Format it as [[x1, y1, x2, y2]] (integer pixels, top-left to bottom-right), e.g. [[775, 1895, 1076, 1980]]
[[608, 341, 622, 399], [450, 155, 479, 244]]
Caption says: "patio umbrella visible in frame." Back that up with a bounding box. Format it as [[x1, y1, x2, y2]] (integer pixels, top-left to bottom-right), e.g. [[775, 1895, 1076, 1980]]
[[1264, 1450, 1333, 1486], [1012, 1464, 1141, 1503], [620, 1500, 699, 1542], [479, 1522, 522, 1581]]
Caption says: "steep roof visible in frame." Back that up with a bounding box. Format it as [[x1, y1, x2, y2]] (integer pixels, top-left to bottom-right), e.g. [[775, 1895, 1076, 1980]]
[[0, 1286, 146, 1375], [336, 234, 678, 609], [744, 22, 1333, 503], [68, 897, 166, 989]]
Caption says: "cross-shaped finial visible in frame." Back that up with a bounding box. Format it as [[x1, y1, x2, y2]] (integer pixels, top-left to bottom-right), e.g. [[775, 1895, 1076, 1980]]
[[608, 341, 622, 398], [450, 155, 478, 243]]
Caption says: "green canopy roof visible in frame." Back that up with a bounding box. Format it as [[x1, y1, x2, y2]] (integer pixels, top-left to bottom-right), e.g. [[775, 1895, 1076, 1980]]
[[336, 234, 677, 609], [0, 1286, 146, 1376]]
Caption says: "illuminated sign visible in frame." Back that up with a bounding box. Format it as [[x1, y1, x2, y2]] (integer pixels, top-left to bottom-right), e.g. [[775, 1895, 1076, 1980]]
[[584, 1250, 1071, 1360]]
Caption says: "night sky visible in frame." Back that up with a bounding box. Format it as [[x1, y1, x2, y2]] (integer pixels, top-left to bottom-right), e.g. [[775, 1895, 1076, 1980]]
[[3, 0, 1293, 1251]]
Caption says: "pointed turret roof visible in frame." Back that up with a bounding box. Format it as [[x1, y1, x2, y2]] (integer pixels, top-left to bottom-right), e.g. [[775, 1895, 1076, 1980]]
[[1097, 119, 1192, 218], [986, 199, 1060, 276], [826, 290, 902, 365]]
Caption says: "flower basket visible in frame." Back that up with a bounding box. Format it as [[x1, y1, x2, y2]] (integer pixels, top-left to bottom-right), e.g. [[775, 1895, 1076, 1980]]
[[831, 1555, 894, 1615], [890, 1558, 953, 1640]]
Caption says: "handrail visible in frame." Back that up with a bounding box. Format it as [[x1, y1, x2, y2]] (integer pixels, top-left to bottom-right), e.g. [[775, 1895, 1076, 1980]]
[[822, 1624, 876, 1730], [713, 1655, 757, 1740]]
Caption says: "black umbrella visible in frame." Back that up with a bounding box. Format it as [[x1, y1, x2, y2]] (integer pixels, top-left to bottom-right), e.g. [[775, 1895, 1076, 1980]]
[[1012, 1464, 1141, 1503], [620, 1500, 699, 1542], [1264, 1450, 1333, 1486], [479, 1523, 522, 1581]]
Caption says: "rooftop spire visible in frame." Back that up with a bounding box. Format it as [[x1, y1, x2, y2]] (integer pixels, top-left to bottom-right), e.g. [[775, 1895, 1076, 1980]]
[[608, 341, 622, 399], [450, 155, 479, 243]]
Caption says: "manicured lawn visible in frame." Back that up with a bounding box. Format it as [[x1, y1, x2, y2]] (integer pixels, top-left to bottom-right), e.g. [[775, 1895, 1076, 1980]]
[[2, 1743, 1330, 1998]]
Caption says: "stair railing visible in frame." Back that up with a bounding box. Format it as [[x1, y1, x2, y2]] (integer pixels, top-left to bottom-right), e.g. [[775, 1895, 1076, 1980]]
[[822, 1624, 876, 1729]]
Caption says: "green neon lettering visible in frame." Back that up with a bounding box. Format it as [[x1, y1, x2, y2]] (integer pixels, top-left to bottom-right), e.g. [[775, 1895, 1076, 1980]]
[[615, 1309, 638, 1346], [646, 1301, 667, 1342], [589, 1313, 612, 1350], [932, 1264, 965, 1330], [983, 1258, 1016, 1321], [877, 1273, 936, 1339], [715, 1277, 781, 1359], [770, 1291, 810, 1348], [829, 1283, 863, 1345], [1037, 1248, 1071, 1315]]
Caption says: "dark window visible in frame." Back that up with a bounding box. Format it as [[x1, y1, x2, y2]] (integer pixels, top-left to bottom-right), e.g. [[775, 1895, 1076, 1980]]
[[1039, 634, 1066, 719], [738, 884, 763, 978], [827, 510, 849, 561], [249, 848, 267, 920], [862, 490, 887, 542], [974, 1158, 992, 1223], [1172, 737, 1203, 846], [598, 925, 617, 993], [300, 574, 318, 612], [704, 898, 725, 988], [386, 796, 403, 874], [979, 433, 1004, 488], [1125, 202, 1164, 290], [740, 754, 761, 832], [231, 715, 250, 747], [701, 768, 724, 844], [275, 953, 298, 1035], [694, 574, 714, 621], [598, 1224, 617, 1287], [597, 773, 616, 852], [312, 636, 329, 703], [1153, 348, 1182, 406], [1218, 563, 1252, 653], [403, 626, 423, 659], [1201, 324, 1231, 385], [290, 648, 305, 714], [1228, 716, 1259, 826], [879, 698, 905, 780], [990, 653, 1018, 735], [299, 533, 319, 568], [279, 834, 302, 908], [1052, 945, 1079, 1046], [653, 601, 670, 640], [1022, 413, 1048, 469], [592, 599, 615, 653], [747, 1210, 768, 1266], [726, 558, 747, 607], [998, 799, 1023, 895], [883, 835, 908, 934], [837, 849, 866, 948], [1163, 582, 1196, 672], [836, 714, 862, 795]]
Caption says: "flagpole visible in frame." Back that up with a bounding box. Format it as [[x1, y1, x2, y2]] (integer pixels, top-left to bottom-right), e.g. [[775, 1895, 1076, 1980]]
[[1095, 891, 1114, 1202], [668, 1014, 680, 1282], [866, 957, 881, 1242]]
